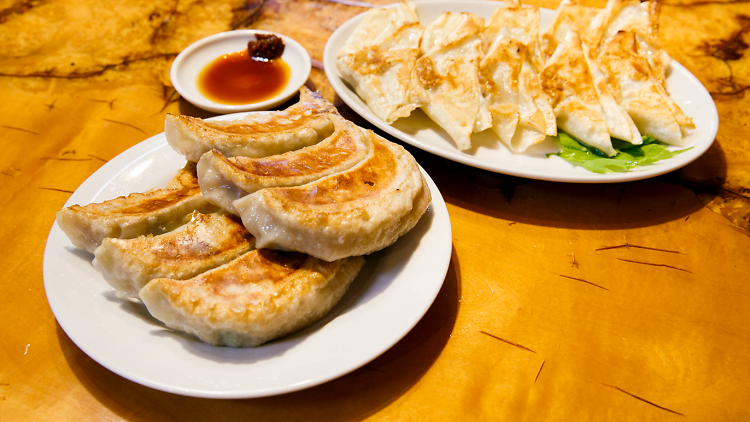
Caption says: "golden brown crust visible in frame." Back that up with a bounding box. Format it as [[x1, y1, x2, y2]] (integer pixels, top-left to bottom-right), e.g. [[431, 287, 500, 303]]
[[139, 250, 366, 347], [94, 212, 256, 299], [56, 185, 218, 254], [198, 116, 372, 196], [234, 131, 431, 262], [165, 87, 338, 162]]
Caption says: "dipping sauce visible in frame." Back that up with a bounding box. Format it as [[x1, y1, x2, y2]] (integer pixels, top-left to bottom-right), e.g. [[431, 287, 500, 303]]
[[197, 50, 291, 105]]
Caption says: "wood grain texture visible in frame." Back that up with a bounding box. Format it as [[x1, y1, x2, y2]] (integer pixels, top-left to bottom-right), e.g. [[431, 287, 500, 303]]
[[1, 0, 749, 420]]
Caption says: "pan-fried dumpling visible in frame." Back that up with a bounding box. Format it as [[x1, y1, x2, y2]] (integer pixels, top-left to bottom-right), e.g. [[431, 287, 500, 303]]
[[140, 249, 365, 347], [94, 212, 255, 299], [541, 0, 606, 60], [56, 183, 218, 254], [480, 36, 523, 148], [541, 0, 641, 145], [598, 31, 684, 146], [165, 87, 337, 162], [409, 12, 487, 151], [480, 35, 556, 153], [197, 115, 372, 214], [540, 31, 616, 156], [336, 0, 422, 123], [483, 4, 545, 72], [598, 0, 671, 88], [233, 131, 431, 262]]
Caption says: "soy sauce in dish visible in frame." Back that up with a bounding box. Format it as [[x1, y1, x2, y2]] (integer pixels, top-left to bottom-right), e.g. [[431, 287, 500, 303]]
[[197, 49, 291, 105]]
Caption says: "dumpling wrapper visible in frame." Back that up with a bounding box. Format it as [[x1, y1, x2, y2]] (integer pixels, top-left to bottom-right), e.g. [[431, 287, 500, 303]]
[[540, 31, 616, 156], [410, 12, 488, 151], [480, 35, 556, 153], [233, 131, 431, 262], [94, 212, 255, 299], [56, 181, 217, 254], [480, 36, 523, 148], [598, 0, 675, 91], [336, 0, 422, 123], [197, 115, 372, 214], [165, 87, 337, 162], [540, 0, 606, 60], [483, 4, 545, 73], [541, 0, 641, 145], [140, 249, 365, 347], [598, 31, 684, 146]]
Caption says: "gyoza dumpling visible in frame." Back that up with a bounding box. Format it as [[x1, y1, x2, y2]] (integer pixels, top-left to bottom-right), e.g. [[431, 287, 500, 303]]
[[94, 212, 255, 299], [197, 115, 372, 214], [165, 87, 337, 162], [480, 36, 556, 153], [541, 0, 641, 145], [140, 249, 365, 347], [583, 44, 642, 144], [56, 182, 217, 254], [479, 36, 523, 148], [540, 0, 606, 60], [598, 31, 685, 146], [540, 31, 616, 156], [336, 0, 423, 123], [410, 12, 487, 151], [233, 131, 431, 262], [597, 0, 670, 86], [483, 3, 545, 72]]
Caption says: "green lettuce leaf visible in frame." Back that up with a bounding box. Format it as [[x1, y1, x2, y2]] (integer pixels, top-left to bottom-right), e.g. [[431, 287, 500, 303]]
[[547, 132, 692, 174]]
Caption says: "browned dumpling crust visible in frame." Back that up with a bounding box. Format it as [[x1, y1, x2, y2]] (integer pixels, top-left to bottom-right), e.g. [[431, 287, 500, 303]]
[[139, 249, 366, 347], [56, 185, 217, 254], [197, 115, 373, 214], [94, 212, 256, 299], [234, 130, 431, 262], [165, 87, 338, 162]]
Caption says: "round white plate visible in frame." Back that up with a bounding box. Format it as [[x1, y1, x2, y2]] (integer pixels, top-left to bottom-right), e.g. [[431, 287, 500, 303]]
[[171, 30, 312, 113], [43, 113, 452, 399], [324, 1, 719, 183]]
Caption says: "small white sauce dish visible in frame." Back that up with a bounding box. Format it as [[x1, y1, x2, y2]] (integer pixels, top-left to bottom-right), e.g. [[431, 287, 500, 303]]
[[170, 30, 312, 114]]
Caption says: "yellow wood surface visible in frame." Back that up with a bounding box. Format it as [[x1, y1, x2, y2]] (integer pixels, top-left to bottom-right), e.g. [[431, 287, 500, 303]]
[[1, 0, 749, 420]]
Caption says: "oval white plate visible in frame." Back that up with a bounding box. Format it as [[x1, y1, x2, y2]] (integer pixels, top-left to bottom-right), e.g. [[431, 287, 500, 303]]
[[172, 30, 312, 113], [324, 1, 719, 183], [43, 113, 452, 398]]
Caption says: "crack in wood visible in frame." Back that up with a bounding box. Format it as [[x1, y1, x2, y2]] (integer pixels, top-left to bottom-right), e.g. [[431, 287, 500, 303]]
[[617, 258, 691, 273], [88, 155, 109, 162], [101, 118, 146, 134], [41, 157, 92, 162], [601, 383, 684, 416], [39, 187, 74, 194], [0, 0, 45, 25], [150, 0, 180, 45], [1, 125, 39, 135], [557, 274, 609, 291], [321, 0, 378, 7], [534, 360, 545, 383], [0, 53, 176, 80], [479, 330, 536, 354], [595, 242, 681, 254], [231, 0, 266, 29], [158, 87, 181, 113], [570, 252, 579, 269]]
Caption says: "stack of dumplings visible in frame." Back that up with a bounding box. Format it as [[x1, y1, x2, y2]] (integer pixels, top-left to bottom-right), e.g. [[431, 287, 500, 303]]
[[56, 88, 431, 347], [336, 0, 694, 157]]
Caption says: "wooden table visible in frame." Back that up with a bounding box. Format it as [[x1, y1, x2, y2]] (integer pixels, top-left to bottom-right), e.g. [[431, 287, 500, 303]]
[[2, 0, 749, 420]]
